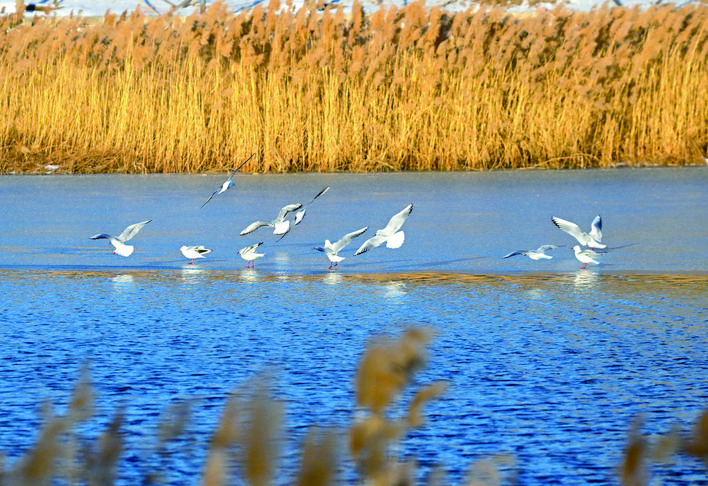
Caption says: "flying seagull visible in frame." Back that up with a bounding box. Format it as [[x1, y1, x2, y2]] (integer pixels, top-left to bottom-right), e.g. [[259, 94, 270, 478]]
[[314, 226, 368, 269], [237, 242, 264, 268], [551, 215, 605, 248], [201, 153, 254, 208], [240, 203, 303, 237], [572, 245, 601, 269], [180, 245, 211, 264], [90, 220, 152, 257], [503, 245, 559, 260], [354, 203, 413, 256]]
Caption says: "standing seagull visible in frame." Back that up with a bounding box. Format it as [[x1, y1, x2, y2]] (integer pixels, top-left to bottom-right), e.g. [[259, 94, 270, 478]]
[[240, 203, 303, 237], [90, 220, 152, 257], [201, 153, 254, 208], [237, 242, 264, 268], [354, 204, 413, 256], [293, 186, 330, 225], [551, 215, 605, 248], [314, 226, 368, 269], [572, 245, 601, 269], [180, 245, 212, 264], [503, 245, 559, 260]]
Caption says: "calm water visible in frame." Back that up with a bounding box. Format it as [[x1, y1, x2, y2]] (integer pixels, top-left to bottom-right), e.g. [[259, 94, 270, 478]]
[[0, 168, 706, 484]]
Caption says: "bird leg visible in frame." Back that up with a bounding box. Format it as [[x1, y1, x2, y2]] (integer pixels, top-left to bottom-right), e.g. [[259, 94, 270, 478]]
[[581, 263, 587, 269]]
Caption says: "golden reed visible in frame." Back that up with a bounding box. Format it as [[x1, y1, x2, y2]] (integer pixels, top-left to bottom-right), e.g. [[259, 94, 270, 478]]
[[1, 1, 707, 173]]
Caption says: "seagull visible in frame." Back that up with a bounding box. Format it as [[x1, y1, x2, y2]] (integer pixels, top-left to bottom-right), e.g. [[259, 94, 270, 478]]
[[314, 226, 368, 269], [180, 245, 211, 264], [237, 242, 264, 268], [293, 186, 330, 225], [354, 203, 413, 256], [240, 203, 303, 237], [551, 215, 605, 248], [200, 153, 254, 208], [503, 245, 559, 260], [572, 245, 601, 269], [90, 220, 151, 257]]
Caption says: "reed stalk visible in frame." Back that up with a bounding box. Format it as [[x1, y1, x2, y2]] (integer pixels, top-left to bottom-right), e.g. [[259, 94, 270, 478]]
[[1, 1, 707, 173]]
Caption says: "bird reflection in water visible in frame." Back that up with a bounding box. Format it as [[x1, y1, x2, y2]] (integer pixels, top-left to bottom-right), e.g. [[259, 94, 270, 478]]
[[573, 269, 600, 290]]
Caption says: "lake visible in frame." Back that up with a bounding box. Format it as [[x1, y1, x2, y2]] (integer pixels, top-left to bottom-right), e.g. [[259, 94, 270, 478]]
[[0, 168, 706, 484]]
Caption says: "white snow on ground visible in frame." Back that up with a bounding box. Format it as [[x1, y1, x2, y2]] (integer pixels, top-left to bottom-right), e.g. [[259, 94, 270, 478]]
[[0, 0, 682, 18]]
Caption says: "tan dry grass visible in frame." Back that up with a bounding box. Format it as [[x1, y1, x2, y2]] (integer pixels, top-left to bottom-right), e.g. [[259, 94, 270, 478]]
[[1, 2, 708, 173]]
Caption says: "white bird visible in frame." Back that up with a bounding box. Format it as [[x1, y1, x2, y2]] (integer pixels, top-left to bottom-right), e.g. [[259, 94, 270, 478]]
[[551, 215, 605, 248], [293, 186, 330, 225], [201, 153, 254, 208], [314, 226, 368, 269], [237, 242, 264, 268], [180, 245, 212, 264], [354, 203, 413, 256], [240, 203, 302, 237], [90, 220, 151, 257], [503, 245, 559, 260], [572, 245, 601, 269]]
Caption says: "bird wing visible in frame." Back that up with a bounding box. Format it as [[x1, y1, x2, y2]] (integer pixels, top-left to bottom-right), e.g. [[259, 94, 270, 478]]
[[117, 220, 151, 242], [331, 227, 368, 254], [294, 209, 306, 225], [275, 203, 302, 222], [503, 250, 525, 259], [354, 234, 387, 256], [90, 233, 112, 241], [240, 242, 263, 255], [589, 215, 603, 242], [226, 153, 255, 182], [240, 221, 271, 236], [200, 190, 219, 208], [309, 186, 330, 203], [536, 244, 558, 253], [551, 216, 588, 245], [378, 203, 413, 237], [194, 246, 212, 255]]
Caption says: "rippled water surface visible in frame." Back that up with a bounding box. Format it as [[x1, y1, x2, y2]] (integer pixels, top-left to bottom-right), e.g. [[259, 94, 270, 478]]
[[0, 169, 706, 484]]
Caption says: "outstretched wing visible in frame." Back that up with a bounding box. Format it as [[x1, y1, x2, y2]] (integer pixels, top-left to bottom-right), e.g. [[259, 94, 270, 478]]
[[309, 186, 330, 203], [331, 227, 368, 254], [354, 234, 387, 256], [240, 242, 264, 255], [117, 220, 151, 243], [226, 153, 255, 182], [90, 233, 112, 241], [275, 203, 302, 222], [240, 221, 271, 236], [200, 190, 219, 208], [379, 203, 413, 237], [294, 209, 306, 225], [589, 215, 602, 242], [536, 244, 558, 253], [503, 250, 525, 259], [551, 216, 588, 245]]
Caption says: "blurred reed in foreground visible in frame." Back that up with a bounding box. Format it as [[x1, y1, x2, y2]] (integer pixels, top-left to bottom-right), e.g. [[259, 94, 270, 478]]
[[0, 329, 706, 485], [1, 2, 708, 173]]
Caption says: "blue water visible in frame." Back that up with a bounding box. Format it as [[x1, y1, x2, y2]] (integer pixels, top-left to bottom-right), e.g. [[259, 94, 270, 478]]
[[0, 168, 706, 484]]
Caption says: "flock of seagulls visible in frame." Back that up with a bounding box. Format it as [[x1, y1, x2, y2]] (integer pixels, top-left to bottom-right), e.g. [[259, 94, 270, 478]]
[[89, 157, 611, 270], [504, 214, 608, 269]]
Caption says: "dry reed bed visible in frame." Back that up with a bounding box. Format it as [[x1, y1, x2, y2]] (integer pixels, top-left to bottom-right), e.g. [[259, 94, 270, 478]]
[[1, 328, 707, 485], [1, 1, 707, 173]]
